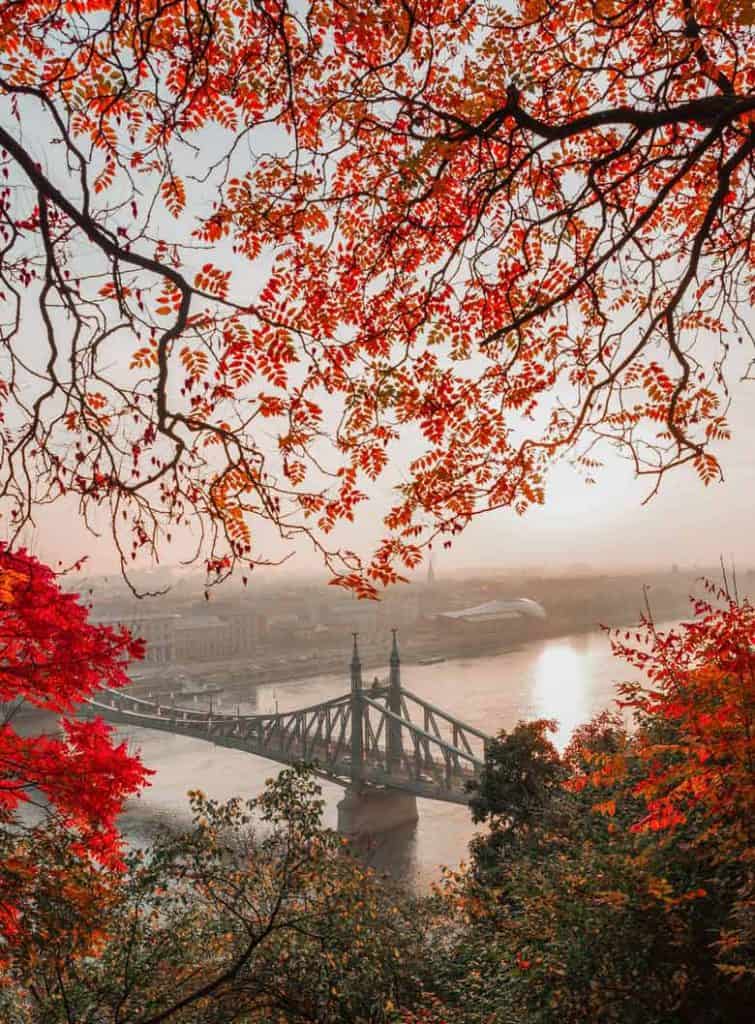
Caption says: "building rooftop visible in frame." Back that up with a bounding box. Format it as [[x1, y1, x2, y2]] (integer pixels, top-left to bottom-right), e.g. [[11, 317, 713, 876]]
[[438, 598, 546, 622]]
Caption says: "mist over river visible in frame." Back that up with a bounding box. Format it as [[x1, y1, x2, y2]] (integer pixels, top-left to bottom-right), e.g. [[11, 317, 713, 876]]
[[113, 621, 666, 888]]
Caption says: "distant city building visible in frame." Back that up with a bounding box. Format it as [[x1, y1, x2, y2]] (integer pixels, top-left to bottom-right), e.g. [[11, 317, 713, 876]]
[[90, 595, 267, 666], [438, 598, 546, 623], [221, 609, 265, 655], [427, 556, 436, 587], [433, 597, 546, 646], [316, 597, 381, 643], [91, 612, 179, 664], [174, 616, 233, 663]]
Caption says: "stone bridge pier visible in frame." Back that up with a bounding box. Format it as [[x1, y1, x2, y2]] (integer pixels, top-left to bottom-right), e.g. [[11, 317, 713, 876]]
[[336, 786, 418, 836]]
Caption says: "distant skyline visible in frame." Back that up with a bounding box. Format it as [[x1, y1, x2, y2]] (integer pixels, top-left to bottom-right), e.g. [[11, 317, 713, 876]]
[[20, 458, 754, 587]]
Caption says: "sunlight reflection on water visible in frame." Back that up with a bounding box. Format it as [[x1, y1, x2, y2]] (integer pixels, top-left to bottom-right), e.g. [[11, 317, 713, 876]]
[[532, 642, 591, 748]]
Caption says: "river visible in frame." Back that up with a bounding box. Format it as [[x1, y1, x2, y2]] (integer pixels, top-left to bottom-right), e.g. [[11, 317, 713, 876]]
[[115, 622, 652, 888]]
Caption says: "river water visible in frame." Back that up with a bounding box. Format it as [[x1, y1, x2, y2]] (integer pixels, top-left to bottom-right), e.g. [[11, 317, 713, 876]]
[[115, 623, 651, 888]]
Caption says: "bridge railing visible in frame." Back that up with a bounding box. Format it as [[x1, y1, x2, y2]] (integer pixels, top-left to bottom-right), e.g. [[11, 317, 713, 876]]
[[360, 695, 482, 794], [89, 688, 352, 720], [85, 666, 491, 803], [88, 691, 358, 772], [391, 692, 485, 765], [88, 690, 213, 725]]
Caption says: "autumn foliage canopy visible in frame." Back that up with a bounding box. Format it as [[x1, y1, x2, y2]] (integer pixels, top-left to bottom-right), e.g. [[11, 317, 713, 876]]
[[593, 585, 755, 839], [0, 0, 752, 593], [0, 545, 148, 941], [456, 588, 754, 1021]]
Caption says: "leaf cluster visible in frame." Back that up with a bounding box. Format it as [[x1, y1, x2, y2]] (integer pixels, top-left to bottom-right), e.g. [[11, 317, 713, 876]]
[[439, 591, 755, 1024], [2, 765, 434, 1024]]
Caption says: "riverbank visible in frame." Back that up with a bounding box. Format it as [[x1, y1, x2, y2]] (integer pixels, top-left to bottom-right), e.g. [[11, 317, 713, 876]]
[[114, 634, 523, 706], [126, 598, 690, 706], [8, 596, 693, 723]]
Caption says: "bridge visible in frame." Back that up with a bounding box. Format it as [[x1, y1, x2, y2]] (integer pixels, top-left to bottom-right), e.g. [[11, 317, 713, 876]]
[[86, 633, 491, 833]]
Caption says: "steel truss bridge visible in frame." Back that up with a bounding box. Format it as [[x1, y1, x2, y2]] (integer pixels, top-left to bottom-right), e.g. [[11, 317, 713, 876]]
[[86, 633, 491, 805]]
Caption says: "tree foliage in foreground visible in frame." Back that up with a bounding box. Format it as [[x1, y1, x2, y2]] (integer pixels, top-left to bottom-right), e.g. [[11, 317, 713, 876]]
[[0, 1, 752, 592], [0, 545, 148, 944], [440, 587, 755, 1024], [2, 766, 435, 1024], [2, 589, 753, 1023]]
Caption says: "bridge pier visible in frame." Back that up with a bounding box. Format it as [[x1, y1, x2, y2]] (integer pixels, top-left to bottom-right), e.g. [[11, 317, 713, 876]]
[[336, 786, 418, 837]]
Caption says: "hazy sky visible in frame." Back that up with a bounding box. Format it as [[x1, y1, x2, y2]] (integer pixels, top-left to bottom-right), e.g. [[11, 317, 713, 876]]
[[27, 373, 754, 581], [5, 87, 754, 585]]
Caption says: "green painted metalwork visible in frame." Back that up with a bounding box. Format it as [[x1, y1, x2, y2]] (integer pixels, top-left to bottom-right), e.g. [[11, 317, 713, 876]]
[[84, 637, 491, 805], [350, 632, 364, 789]]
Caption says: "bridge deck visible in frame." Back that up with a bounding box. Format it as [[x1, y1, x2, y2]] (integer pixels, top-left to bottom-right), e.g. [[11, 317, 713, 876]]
[[85, 640, 491, 806]]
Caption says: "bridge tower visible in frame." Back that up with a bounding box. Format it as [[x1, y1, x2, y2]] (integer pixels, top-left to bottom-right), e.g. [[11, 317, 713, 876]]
[[337, 631, 418, 837], [349, 632, 364, 788], [387, 629, 403, 772]]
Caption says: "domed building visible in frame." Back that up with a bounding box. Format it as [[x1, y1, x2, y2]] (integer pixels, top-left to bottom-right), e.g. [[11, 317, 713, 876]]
[[432, 597, 546, 651]]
